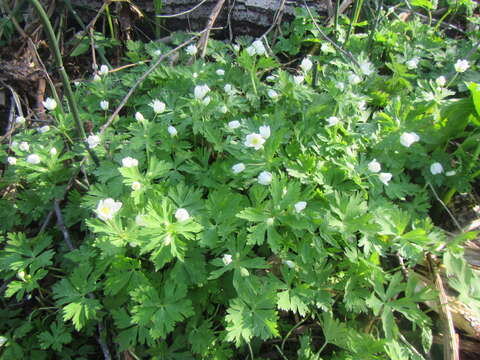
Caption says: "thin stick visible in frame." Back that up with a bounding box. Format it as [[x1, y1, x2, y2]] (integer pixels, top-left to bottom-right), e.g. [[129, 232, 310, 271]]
[[399, 333, 424, 359], [262, 0, 287, 39], [197, 0, 226, 58], [302, 0, 360, 68], [427, 183, 462, 232], [67, 0, 112, 58], [39, 209, 55, 234], [100, 30, 209, 134], [96, 321, 112, 360], [274, 344, 289, 360], [53, 200, 74, 251], [156, 0, 209, 18]]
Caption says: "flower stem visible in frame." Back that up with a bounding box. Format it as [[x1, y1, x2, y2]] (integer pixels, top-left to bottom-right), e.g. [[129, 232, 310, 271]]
[[29, 0, 99, 166]]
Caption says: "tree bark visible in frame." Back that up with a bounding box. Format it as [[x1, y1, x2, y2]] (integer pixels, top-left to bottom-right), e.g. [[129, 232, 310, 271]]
[[70, 0, 328, 37]]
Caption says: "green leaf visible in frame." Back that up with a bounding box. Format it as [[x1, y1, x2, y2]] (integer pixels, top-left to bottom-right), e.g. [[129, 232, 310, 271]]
[[411, 0, 434, 9], [277, 284, 312, 316], [225, 293, 279, 346], [130, 281, 194, 340], [188, 320, 215, 355], [38, 321, 72, 351], [104, 257, 143, 296], [237, 207, 270, 222], [62, 298, 102, 331], [0, 232, 54, 273], [52, 264, 102, 330], [467, 82, 480, 119]]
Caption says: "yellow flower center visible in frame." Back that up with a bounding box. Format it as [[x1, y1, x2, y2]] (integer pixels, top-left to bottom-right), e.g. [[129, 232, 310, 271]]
[[100, 207, 111, 216]]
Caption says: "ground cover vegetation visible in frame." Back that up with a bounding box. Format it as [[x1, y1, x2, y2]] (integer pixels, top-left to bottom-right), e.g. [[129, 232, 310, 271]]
[[1, 0, 480, 359]]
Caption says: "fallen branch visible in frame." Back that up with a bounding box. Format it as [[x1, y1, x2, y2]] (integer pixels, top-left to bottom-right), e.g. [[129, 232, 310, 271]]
[[197, 0, 226, 58]]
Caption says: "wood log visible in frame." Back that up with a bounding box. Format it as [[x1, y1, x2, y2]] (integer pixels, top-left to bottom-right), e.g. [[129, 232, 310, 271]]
[[68, 0, 329, 37]]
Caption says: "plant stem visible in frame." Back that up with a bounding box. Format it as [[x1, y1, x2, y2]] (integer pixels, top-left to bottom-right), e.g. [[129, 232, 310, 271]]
[[29, 0, 99, 165], [104, 3, 116, 40], [250, 69, 258, 96], [345, 0, 364, 44]]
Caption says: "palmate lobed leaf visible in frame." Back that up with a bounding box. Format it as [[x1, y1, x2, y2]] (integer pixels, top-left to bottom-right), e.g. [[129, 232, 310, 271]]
[[130, 282, 194, 340]]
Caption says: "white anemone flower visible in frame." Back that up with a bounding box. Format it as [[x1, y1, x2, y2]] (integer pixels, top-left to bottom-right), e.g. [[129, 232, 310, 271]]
[[259, 125, 271, 139], [294, 201, 307, 213], [222, 254, 233, 266], [7, 157, 17, 165], [194, 84, 210, 100], [122, 157, 138, 168], [336, 82, 345, 91], [96, 198, 122, 221], [246, 45, 256, 56], [228, 120, 241, 129], [131, 181, 141, 191], [348, 72, 362, 84], [38, 125, 50, 133], [167, 125, 178, 137], [252, 40, 266, 55], [93, 74, 101, 82], [258, 171, 273, 185], [100, 100, 109, 110], [26, 154, 41, 164], [283, 260, 295, 268], [379, 172, 393, 186], [368, 159, 381, 173], [245, 133, 265, 150], [436, 76, 446, 87], [454, 59, 469, 73], [358, 60, 374, 75], [326, 116, 340, 127], [87, 135, 101, 149], [150, 99, 166, 114], [216, 69, 225, 76], [98, 65, 109, 76], [406, 57, 420, 70], [293, 75, 304, 85], [19, 142, 30, 151], [202, 96, 211, 105], [175, 208, 190, 222], [400, 132, 420, 147], [42, 98, 57, 111], [50, 147, 57, 156], [224, 83, 234, 94], [135, 112, 145, 122], [232, 163, 246, 174], [267, 89, 278, 99], [15, 116, 25, 124], [430, 162, 444, 175], [185, 44, 197, 56], [300, 57, 313, 72], [135, 214, 147, 226]]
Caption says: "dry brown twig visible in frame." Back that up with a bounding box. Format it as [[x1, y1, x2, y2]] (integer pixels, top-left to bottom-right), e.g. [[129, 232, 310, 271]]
[[262, 0, 287, 39], [197, 0, 226, 58]]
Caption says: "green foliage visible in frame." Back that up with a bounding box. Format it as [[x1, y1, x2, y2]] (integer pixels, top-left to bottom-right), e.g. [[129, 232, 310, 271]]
[[1, 4, 480, 359]]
